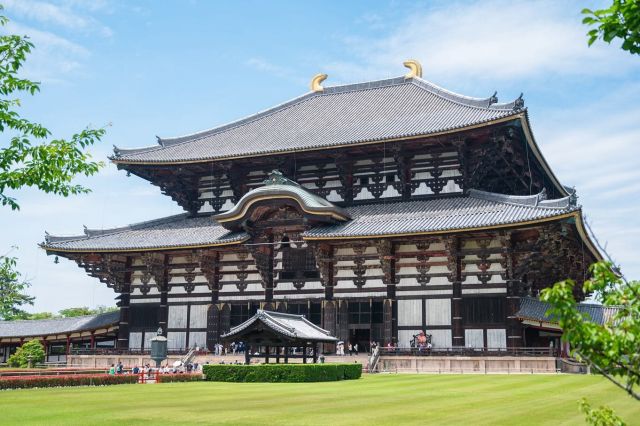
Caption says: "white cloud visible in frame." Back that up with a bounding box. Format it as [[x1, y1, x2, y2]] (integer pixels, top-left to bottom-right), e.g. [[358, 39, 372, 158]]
[[328, 0, 638, 83], [3, 0, 112, 37], [3, 21, 89, 82]]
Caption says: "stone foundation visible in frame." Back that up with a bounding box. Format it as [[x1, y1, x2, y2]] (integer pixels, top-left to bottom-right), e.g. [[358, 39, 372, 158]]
[[67, 354, 369, 369], [378, 356, 557, 374]]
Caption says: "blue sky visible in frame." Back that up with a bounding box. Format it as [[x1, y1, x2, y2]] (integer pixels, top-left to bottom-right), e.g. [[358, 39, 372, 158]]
[[0, 0, 638, 313]]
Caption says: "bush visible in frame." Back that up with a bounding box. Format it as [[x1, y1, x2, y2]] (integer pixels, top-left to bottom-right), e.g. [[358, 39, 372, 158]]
[[157, 373, 202, 383], [203, 363, 362, 383], [0, 374, 138, 390], [7, 340, 45, 368]]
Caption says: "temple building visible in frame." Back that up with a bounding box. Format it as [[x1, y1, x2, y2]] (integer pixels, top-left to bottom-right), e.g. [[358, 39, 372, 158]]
[[40, 61, 600, 354]]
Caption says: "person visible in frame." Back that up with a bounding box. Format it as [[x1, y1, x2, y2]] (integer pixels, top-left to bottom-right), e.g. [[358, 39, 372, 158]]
[[354, 343, 359, 356], [108, 364, 115, 375], [132, 365, 140, 375], [116, 362, 123, 374], [348, 343, 353, 356]]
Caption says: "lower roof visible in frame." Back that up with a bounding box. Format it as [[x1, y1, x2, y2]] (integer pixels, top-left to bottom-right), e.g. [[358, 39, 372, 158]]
[[516, 297, 620, 326], [41, 189, 588, 254], [0, 311, 119, 339]]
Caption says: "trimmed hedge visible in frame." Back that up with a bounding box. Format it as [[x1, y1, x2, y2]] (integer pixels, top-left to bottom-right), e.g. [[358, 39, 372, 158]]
[[0, 374, 138, 390], [203, 363, 362, 383], [157, 373, 203, 383]]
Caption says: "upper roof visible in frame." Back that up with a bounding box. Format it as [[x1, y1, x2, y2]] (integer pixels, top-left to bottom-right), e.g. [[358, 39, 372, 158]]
[[516, 297, 620, 326], [112, 75, 523, 164], [42, 188, 597, 257], [215, 170, 351, 228], [221, 310, 337, 343], [0, 311, 119, 339]]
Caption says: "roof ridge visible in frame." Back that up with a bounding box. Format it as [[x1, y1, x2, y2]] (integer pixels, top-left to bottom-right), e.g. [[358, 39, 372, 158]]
[[0, 311, 115, 324], [468, 188, 576, 209]]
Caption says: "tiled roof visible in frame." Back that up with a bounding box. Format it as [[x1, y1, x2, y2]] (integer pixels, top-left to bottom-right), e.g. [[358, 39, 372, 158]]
[[112, 76, 522, 164], [302, 189, 577, 239], [516, 297, 621, 326], [42, 214, 248, 252], [221, 310, 337, 342], [43, 190, 578, 252], [0, 311, 119, 339]]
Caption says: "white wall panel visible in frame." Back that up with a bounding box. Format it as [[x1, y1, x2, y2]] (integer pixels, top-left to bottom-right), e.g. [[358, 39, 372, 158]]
[[465, 329, 484, 348], [430, 330, 452, 348], [167, 332, 186, 350], [129, 332, 142, 350], [143, 333, 154, 350], [398, 330, 421, 348], [189, 332, 207, 349], [398, 299, 422, 326], [168, 305, 188, 328], [189, 305, 208, 328], [425, 299, 451, 326], [487, 329, 506, 349]]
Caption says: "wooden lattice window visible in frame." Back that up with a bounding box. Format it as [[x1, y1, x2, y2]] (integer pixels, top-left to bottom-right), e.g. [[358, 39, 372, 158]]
[[280, 246, 319, 280]]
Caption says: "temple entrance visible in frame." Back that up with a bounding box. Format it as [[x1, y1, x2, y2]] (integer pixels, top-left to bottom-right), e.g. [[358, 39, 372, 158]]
[[349, 328, 370, 354]]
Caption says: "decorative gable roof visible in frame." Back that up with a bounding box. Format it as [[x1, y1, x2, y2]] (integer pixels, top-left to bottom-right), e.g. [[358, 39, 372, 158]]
[[221, 310, 337, 343], [214, 170, 350, 229], [112, 75, 523, 164]]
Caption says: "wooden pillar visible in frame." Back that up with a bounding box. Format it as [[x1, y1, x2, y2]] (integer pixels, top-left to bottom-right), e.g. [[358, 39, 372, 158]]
[[276, 347, 280, 364], [90, 333, 96, 349], [447, 237, 464, 347], [245, 346, 250, 365], [65, 335, 71, 355], [302, 345, 307, 364], [265, 346, 270, 364], [313, 344, 318, 364], [117, 256, 132, 349], [284, 346, 289, 364], [502, 232, 523, 348], [158, 255, 170, 335]]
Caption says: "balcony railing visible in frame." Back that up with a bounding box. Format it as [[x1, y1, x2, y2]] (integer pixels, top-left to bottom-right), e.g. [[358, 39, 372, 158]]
[[378, 347, 559, 357]]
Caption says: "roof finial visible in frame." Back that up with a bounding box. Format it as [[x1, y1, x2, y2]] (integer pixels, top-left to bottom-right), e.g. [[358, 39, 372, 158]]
[[403, 59, 422, 79], [311, 73, 328, 92]]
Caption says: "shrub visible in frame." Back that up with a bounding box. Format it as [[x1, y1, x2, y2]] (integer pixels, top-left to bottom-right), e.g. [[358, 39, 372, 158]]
[[157, 373, 202, 383], [0, 374, 138, 390], [203, 363, 362, 383], [7, 340, 45, 368]]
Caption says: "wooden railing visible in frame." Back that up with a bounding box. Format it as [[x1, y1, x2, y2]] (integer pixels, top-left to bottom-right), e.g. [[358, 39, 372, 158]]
[[378, 347, 559, 357]]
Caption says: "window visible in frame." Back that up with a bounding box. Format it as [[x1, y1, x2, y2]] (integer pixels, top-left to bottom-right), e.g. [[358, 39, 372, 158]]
[[462, 297, 505, 324], [230, 303, 259, 327], [287, 302, 321, 325], [280, 247, 319, 280], [348, 301, 384, 325], [130, 304, 159, 330]]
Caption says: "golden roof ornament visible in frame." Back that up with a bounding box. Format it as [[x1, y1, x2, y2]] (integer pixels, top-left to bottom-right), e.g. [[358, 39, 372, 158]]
[[311, 73, 328, 92], [403, 59, 422, 79]]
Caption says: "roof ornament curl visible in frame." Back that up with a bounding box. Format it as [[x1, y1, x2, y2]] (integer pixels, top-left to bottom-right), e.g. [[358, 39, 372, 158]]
[[311, 73, 328, 92], [403, 59, 422, 79], [488, 91, 498, 106], [513, 93, 525, 111]]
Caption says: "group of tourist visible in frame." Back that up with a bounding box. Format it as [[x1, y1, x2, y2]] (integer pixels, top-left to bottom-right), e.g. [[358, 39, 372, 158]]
[[336, 342, 360, 356]]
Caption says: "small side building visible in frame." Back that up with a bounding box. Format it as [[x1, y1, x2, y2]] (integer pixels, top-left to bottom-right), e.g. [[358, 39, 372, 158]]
[[0, 312, 119, 364]]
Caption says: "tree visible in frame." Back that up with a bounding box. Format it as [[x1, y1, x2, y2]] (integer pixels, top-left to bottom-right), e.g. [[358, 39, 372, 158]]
[[7, 339, 45, 368], [58, 307, 94, 318], [541, 261, 639, 424], [582, 0, 640, 55], [0, 7, 105, 211], [0, 253, 33, 320]]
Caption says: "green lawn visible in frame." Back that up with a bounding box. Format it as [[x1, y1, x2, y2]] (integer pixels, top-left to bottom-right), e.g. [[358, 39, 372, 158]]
[[0, 375, 638, 425]]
